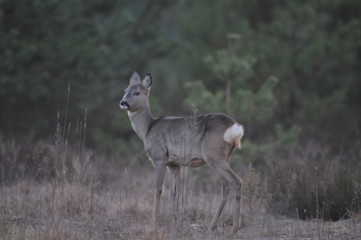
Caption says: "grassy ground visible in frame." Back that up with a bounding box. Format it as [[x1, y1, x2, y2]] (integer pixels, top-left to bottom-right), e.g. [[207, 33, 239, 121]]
[[1, 157, 360, 240]]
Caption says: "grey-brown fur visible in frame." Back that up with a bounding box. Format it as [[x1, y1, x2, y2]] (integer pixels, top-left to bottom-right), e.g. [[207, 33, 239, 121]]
[[119, 72, 244, 234]]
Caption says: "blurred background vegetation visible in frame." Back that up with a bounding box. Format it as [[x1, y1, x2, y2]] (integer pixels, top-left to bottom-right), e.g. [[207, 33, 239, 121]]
[[1, 0, 361, 221]]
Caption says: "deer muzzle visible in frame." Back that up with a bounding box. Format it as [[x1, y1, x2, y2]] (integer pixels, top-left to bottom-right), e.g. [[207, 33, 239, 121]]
[[119, 100, 129, 110]]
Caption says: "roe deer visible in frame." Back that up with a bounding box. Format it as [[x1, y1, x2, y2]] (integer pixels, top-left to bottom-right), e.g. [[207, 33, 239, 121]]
[[119, 72, 244, 234]]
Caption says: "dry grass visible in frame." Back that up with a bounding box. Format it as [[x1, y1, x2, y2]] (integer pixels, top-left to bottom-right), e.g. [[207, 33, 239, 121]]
[[1, 128, 361, 240], [1, 155, 361, 240]]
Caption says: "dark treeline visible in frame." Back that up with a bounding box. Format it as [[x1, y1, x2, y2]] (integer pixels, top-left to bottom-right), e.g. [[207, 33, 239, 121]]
[[1, 0, 361, 220]]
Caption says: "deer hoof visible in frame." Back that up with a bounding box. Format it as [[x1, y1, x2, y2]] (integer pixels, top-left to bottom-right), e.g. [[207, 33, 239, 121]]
[[209, 222, 217, 232], [231, 225, 239, 234]]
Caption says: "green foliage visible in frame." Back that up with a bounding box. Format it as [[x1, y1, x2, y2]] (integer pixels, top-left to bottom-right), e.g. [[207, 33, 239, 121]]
[[275, 124, 302, 149], [184, 81, 224, 113], [0, 0, 174, 138], [184, 75, 279, 123], [1, 0, 360, 161], [204, 40, 255, 81], [237, 124, 301, 166], [296, 88, 347, 122], [233, 76, 279, 122]]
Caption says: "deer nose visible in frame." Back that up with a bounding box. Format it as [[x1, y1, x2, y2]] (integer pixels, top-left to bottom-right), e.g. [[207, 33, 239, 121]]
[[119, 100, 129, 109]]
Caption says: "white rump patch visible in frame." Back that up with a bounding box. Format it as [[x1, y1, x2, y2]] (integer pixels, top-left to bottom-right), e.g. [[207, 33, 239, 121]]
[[223, 123, 244, 149]]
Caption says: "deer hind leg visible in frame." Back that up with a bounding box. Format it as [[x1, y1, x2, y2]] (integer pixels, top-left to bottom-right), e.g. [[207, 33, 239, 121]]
[[168, 164, 180, 224], [210, 179, 230, 231], [208, 159, 242, 234], [153, 162, 167, 226], [226, 167, 242, 234]]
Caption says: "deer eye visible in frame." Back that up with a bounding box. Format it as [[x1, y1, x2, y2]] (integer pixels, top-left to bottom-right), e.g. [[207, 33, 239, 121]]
[[133, 91, 140, 96]]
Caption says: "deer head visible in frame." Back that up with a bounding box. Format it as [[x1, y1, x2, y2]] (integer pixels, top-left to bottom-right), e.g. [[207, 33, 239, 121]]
[[119, 72, 152, 112]]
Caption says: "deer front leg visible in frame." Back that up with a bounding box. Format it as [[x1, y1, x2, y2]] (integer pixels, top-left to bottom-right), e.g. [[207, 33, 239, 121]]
[[210, 179, 230, 231], [168, 165, 180, 225], [153, 162, 167, 227]]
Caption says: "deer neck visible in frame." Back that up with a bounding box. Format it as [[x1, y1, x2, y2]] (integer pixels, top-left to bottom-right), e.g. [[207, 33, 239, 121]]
[[127, 107, 154, 142]]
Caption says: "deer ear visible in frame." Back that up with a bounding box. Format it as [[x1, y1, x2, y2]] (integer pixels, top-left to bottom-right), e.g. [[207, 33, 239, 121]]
[[130, 71, 141, 86], [142, 73, 152, 89]]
